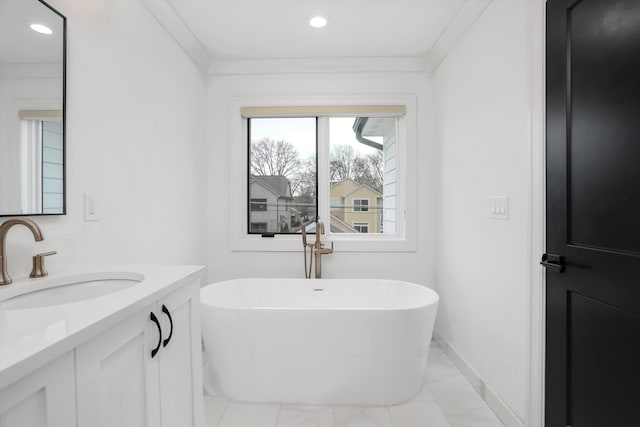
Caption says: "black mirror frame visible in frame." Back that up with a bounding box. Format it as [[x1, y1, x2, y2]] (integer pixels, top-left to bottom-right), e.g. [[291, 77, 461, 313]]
[[0, 0, 67, 217]]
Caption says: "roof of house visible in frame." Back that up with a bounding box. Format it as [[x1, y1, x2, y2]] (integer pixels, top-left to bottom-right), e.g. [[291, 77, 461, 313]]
[[250, 175, 292, 198], [330, 179, 382, 198]]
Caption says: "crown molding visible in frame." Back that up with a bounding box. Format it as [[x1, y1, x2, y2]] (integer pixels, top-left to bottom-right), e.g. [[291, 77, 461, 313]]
[[208, 56, 433, 76], [140, 0, 211, 72], [427, 0, 492, 71]]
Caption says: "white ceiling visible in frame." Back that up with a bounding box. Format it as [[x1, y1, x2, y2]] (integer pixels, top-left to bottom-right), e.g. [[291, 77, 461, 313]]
[[167, 0, 465, 60]]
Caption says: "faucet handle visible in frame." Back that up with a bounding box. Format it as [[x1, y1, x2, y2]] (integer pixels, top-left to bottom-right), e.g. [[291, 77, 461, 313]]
[[318, 241, 333, 254], [326, 241, 334, 254], [30, 251, 57, 278]]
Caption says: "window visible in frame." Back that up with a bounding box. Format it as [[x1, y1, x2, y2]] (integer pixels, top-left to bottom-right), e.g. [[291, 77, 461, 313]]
[[250, 222, 268, 233], [353, 222, 369, 233], [352, 199, 369, 212], [231, 98, 417, 252], [248, 117, 316, 234], [250, 198, 267, 211], [248, 115, 396, 236]]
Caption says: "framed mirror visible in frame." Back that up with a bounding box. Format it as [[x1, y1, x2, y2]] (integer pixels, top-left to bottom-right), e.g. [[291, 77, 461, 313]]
[[0, 0, 66, 216]]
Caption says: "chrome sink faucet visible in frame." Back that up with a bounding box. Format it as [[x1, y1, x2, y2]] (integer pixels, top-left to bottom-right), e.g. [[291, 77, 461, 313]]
[[302, 219, 333, 279], [0, 218, 51, 285]]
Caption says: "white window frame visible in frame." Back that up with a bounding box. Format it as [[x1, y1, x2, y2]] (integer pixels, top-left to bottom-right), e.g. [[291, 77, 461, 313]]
[[229, 95, 417, 252]]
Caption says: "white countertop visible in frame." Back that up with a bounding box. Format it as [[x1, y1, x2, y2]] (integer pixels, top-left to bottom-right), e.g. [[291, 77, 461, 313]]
[[0, 264, 204, 388]]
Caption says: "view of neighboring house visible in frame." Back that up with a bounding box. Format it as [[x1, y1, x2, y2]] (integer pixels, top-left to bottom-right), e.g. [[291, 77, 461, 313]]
[[330, 179, 383, 233], [249, 175, 293, 233]]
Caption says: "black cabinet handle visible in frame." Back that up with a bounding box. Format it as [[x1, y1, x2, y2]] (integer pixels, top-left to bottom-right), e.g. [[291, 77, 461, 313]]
[[150, 311, 162, 358], [540, 253, 566, 273], [161, 304, 173, 348]]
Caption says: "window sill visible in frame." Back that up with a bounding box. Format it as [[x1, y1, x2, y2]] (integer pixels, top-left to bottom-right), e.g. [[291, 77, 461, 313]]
[[230, 233, 416, 253]]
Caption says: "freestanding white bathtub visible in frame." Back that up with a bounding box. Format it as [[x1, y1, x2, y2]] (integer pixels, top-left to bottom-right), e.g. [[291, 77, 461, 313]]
[[200, 278, 439, 406]]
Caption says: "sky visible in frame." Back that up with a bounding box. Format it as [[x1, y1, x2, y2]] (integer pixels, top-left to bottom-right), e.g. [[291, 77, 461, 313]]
[[249, 117, 382, 161]]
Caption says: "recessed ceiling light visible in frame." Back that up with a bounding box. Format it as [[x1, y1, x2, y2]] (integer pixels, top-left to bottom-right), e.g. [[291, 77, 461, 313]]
[[30, 23, 53, 35], [309, 15, 328, 28]]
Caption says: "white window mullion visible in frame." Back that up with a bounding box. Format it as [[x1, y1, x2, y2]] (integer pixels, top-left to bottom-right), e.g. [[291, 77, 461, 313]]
[[316, 116, 330, 226]]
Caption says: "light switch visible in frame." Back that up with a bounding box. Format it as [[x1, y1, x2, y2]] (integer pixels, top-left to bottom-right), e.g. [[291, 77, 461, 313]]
[[84, 193, 99, 221], [490, 196, 509, 220]]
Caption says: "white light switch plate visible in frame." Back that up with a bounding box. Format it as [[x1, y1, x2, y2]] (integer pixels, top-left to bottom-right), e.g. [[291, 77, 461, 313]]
[[490, 196, 509, 220], [84, 193, 99, 221]]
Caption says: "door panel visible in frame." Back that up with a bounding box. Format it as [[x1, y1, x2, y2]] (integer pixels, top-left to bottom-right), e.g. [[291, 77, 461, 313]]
[[76, 304, 160, 427], [158, 280, 204, 427], [569, 292, 640, 426], [546, 0, 640, 425], [0, 352, 75, 427], [568, 0, 640, 254]]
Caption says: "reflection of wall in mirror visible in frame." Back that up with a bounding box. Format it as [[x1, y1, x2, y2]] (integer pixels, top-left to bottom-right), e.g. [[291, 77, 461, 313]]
[[0, 0, 65, 215], [0, 77, 61, 214]]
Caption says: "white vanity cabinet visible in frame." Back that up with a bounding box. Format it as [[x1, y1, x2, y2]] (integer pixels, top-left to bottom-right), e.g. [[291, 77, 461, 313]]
[[76, 301, 161, 427], [0, 352, 76, 427], [76, 279, 203, 427]]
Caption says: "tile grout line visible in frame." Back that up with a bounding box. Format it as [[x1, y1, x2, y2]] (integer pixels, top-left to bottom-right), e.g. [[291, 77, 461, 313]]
[[214, 399, 229, 427], [275, 403, 282, 427], [386, 406, 395, 427]]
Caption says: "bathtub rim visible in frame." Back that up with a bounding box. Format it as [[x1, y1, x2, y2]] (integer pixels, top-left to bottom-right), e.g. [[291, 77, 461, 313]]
[[200, 277, 439, 311]]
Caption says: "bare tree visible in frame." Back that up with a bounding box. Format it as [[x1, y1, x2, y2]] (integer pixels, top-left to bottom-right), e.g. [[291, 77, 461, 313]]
[[330, 144, 384, 193], [330, 144, 357, 183], [291, 156, 317, 223], [353, 151, 384, 193], [250, 138, 301, 178], [291, 155, 316, 198]]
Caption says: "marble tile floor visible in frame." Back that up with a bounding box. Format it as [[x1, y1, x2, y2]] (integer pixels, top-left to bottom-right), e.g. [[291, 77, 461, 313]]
[[204, 341, 505, 427]]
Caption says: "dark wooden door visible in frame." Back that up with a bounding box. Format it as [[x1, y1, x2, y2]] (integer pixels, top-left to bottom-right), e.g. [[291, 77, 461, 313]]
[[545, 0, 640, 425]]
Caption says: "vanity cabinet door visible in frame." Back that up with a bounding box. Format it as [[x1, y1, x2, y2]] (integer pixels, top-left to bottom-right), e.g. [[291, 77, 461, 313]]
[[75, 303, 161, 427], [0, 352, 75, 427], [157, 280, 204, 427]]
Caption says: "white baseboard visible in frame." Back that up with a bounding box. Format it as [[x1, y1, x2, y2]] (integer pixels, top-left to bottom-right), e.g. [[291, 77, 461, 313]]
[[432, 330, 525, 427]]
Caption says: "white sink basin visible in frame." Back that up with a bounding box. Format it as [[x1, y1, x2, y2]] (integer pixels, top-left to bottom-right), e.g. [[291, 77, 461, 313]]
[[0, 273, 143, 309]]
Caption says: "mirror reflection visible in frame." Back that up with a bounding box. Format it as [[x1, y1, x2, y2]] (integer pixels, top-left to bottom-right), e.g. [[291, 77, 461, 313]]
[[0, 0, 66, 215]]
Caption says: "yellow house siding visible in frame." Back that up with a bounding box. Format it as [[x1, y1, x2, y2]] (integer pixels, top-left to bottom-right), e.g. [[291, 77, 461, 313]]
[[330, 179, 382, 233]]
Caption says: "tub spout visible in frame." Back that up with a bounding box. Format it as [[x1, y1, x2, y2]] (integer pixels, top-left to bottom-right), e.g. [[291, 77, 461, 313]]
[[302, 220, 333, 279], [313, 220, 333, 279]]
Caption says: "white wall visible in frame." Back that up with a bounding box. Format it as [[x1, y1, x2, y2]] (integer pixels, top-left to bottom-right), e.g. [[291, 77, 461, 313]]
[[2, 0, 206, 279], [432, 1, 531, 422], [206, 71, 435, 286]]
